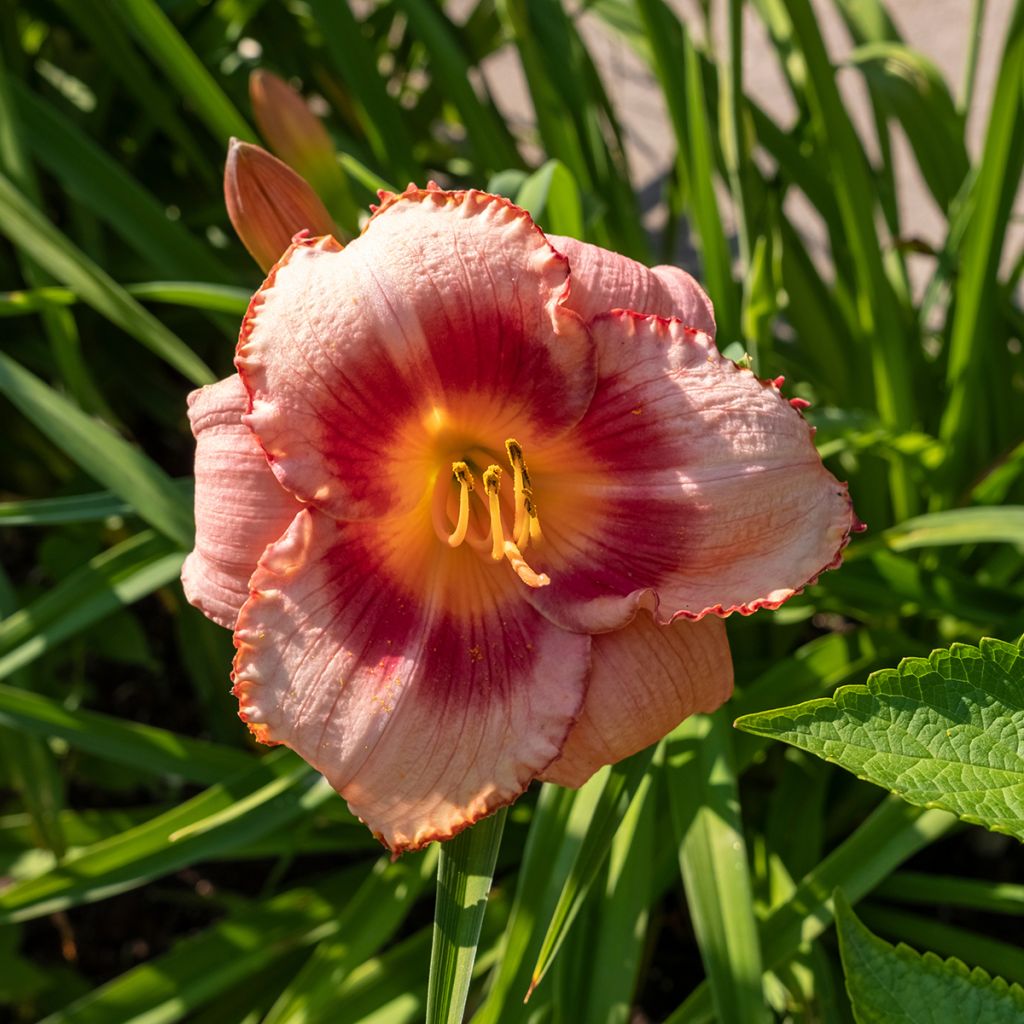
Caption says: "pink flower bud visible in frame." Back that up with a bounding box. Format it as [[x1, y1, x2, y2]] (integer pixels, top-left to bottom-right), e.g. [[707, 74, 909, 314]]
[[224, 138, 336, 272]]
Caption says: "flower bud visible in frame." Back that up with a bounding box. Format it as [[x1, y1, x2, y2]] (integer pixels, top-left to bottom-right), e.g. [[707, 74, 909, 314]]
[[249, 70, 358, 235], [224, 138, 336, 272]]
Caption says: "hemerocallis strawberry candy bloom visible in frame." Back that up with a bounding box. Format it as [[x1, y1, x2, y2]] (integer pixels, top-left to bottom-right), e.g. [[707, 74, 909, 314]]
[[183, 184, 857, 852]]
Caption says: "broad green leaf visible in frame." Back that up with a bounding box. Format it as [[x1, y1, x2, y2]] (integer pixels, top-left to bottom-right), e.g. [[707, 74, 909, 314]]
[[516, 159, 584, 240], [0, 175, 215, 385], [669, 711, 768, 1023], [0, 531, 184, 681], [0, 355, 194, 547], [107, 0, 256, 145], [526, 744, 656, 999], [0, 752, 331, 922], [426, 808, 507, 1024], [735, 637, 1024, 841], [835, 891, 1024, 1023]]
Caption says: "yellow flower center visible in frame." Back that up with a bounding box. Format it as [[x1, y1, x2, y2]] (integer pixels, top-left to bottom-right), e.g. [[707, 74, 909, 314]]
[[432, 437, 549, 589]]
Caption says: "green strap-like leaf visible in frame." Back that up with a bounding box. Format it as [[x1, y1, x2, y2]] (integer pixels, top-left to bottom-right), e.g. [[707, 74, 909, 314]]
[[669, 711, 768, 1024], [0, 354, 194, 548], [835, 891, 1024, 1023], [735, 637, 1024, 841], [527, 743, 657, 999], [0, 175, 215, 385], [426, 806, 507, 1024], [0, 531, 184, 681]]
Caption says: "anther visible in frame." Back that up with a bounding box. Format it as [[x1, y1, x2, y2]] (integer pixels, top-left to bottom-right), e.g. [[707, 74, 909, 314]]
[[505, 437, 534, 544], [447, 461, 474, 548]]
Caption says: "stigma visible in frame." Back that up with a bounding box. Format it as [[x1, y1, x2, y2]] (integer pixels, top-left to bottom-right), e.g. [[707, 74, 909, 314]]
[[439, 439, 549, 589]]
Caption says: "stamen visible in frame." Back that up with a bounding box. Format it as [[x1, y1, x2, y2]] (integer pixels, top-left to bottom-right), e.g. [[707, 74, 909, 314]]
[[447, 461, 474, 548], [503, 540, 550, 588], [482, 465, 505, 561], [505, 437, 534, 544]]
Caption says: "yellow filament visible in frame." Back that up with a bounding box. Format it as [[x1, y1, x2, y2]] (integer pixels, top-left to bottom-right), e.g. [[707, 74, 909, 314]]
[[482, 465, 505, 560], [503, 540, 550, 588], [505, 438, 535, 544], [447, 462, 474, 548]]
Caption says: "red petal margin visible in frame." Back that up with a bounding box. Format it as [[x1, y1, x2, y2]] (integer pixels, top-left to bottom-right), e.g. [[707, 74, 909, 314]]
[[181, 374, 303, 629], [235, 187, 595, 523], [525, 312, 859, 633], [231, 508, 590, 853], [541, 613, 732, 788], [547, 233, 716, 335]]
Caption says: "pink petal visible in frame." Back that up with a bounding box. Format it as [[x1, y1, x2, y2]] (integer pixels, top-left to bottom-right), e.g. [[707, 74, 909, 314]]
[[236, 189, 595, 522], [526, 312, 857, 632], [181, 374, 303, 629], [541, 614, 732, 787], [548, 234, 716, 334], [232, 507, 589, 853]]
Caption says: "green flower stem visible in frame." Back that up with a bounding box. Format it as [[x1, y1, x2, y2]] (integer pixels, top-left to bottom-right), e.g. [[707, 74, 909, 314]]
[[425, 806, 508, 1024]]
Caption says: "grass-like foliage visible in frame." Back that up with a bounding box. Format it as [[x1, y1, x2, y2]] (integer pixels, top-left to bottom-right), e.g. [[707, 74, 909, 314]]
[[0, 0, 1022, 1020]]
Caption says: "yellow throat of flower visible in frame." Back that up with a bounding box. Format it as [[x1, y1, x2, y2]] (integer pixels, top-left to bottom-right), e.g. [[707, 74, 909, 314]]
[[438, 438, 549, 589]]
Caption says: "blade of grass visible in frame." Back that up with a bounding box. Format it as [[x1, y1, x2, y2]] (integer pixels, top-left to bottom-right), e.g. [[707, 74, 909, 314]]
[[0, 175, 215, 385], [874, 872, 1024, 916], [426, 807, 507, 1024], [264, 848, 438, 1024], [0, 481, 191, 526], [847, 506, 1024, 557], [669, 710, 768, 1024], [0, 282, 250, 317], [0, 354, 194, 547]]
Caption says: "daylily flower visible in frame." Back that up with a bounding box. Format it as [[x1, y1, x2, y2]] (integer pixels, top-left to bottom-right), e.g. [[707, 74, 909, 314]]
[[183, 184, 857, 852]]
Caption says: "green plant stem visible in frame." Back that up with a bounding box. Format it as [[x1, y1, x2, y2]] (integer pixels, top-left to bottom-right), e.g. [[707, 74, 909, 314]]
[[961, 0, 988, 115], [426, 807, 508, 1024]]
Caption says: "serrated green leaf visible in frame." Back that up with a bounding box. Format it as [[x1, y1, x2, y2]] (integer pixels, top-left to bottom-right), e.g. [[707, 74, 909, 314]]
[[735, 637, 1024, 841], [835, 890, 1024, 1023]]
